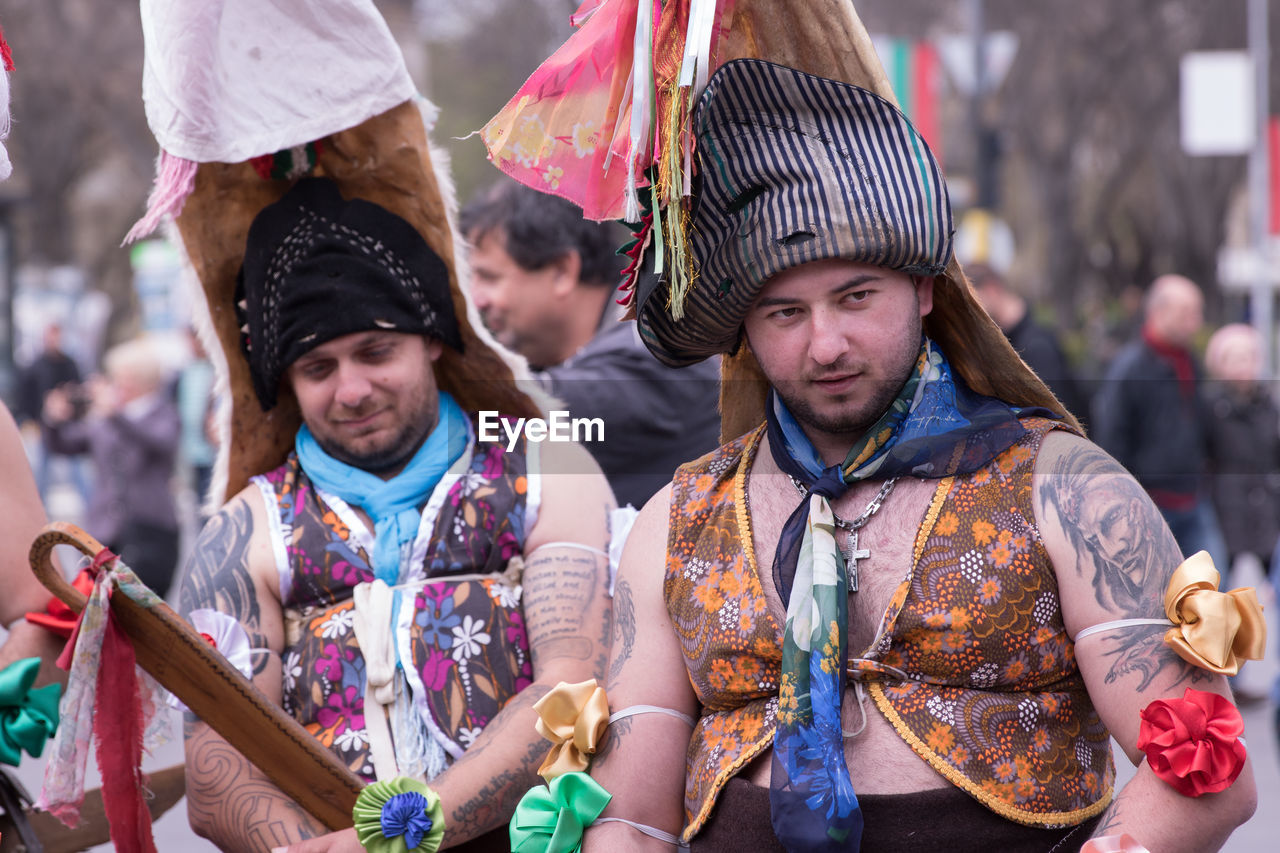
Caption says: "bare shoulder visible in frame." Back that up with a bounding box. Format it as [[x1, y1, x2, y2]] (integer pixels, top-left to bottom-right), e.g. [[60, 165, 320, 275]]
[[177, 485, 278, 629], [616, 482, 673, 590], [526, 438, 615, 552]]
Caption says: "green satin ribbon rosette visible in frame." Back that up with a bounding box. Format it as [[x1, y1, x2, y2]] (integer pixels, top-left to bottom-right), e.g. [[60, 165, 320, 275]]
[[509, 771, 611, 853], [0, 656, 61, 766], [352, 777, 446, 853]]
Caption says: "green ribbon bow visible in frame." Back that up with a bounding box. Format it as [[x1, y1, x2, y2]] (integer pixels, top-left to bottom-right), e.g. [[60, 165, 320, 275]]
[[509, 771, 611, 853], [0, 656, 61, 766]]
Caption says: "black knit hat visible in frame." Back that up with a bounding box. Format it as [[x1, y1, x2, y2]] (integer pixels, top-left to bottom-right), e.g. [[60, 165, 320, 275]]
[[237, 177, 463, 409]]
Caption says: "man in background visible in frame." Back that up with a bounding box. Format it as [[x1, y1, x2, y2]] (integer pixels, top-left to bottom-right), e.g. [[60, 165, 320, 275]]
[[1092, 274, 1226, 568], [462, 180, 722, 507], [16, 322, 90, 506], [971, 262, 1087, 420]]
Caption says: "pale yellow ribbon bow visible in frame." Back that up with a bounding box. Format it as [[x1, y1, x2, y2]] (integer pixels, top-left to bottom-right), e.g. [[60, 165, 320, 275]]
[[1163, 551, 1267, 675], [533, 679, 610, 782]]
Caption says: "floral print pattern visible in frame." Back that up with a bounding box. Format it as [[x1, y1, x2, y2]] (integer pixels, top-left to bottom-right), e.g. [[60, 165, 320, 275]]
[[263, 437, 532, 781], [664, 419, 1113, 840]]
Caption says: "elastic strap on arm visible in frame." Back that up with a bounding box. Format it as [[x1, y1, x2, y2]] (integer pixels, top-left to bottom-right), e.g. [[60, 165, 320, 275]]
[[1072, 618, 1168, 643], [529, 541, 610, 559], [608, 704, 696, 727], [591, 816, 690, 848]]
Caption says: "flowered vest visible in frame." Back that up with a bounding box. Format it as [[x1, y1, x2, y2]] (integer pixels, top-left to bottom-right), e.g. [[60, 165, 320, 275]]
[[253, 429, 536, 781], [664, 418, 1114, 839]]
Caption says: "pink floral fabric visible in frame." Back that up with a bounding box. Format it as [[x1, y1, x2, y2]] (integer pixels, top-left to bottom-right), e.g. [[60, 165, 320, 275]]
[[261, 440, 532, 780]]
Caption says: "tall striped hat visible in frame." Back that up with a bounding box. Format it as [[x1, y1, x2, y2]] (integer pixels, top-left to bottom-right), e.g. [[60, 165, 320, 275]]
[[636, 59, 954, 366]]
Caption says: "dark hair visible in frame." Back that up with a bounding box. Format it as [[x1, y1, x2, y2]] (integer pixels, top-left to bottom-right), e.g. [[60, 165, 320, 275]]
[[460, 180, 624, 287]]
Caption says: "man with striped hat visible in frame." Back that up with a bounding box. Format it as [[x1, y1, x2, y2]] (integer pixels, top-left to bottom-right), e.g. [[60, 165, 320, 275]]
[[583, 58, 1257, 852]]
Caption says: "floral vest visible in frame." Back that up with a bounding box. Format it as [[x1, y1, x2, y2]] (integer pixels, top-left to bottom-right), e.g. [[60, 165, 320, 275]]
[[663, 418, 1114, 839], [253, 428, 536, 781]]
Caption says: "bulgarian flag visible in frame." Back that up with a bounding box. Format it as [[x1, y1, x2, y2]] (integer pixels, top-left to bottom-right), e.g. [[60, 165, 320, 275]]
[[873, 36, 944, 166]]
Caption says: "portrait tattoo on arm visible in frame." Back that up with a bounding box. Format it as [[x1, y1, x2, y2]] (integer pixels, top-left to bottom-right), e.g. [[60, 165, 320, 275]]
[[1038, 446, 1182, 614], [1038, 445, 1209, 691]]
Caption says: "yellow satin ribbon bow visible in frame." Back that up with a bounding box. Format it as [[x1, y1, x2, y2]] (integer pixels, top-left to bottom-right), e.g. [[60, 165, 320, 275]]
[[1163, 551, 1267, 676], [533, 679, 610, 782]]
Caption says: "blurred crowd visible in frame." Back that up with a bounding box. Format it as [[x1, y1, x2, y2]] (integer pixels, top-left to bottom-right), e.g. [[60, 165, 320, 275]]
[[11, 323, 216, 599]]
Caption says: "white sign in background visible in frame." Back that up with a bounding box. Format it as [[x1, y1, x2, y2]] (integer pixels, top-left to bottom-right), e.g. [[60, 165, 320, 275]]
[[1180, 51, 1255, 156]]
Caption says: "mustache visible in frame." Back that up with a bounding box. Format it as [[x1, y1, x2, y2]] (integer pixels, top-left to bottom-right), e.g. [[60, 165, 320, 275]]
[[802, 363, 863, 381]]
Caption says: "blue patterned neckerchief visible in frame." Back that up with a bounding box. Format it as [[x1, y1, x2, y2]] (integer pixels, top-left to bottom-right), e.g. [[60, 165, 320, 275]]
[[764, 339, 1047, 852], [296, 391, 469, 585]]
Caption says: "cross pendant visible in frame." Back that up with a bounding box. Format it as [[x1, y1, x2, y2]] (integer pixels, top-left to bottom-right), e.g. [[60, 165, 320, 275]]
[[843, 530, 870, 592]]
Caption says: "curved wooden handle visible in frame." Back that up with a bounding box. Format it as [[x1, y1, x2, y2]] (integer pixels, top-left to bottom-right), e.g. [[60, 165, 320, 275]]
[[29, 521, 108, 616], [27, 521, 364, 830]]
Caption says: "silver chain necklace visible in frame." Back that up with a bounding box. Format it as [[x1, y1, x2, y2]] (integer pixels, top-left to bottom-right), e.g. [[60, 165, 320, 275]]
[[788, 475, 898, 592]]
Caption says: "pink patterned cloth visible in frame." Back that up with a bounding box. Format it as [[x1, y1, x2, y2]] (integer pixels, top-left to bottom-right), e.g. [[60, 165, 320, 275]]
[[482, 0, 642, 221], [37, 558, 169, 828]]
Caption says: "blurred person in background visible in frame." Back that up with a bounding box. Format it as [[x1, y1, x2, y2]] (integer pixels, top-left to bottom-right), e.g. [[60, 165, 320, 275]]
[[1092, 275, 1227, 569], [1203, 323, 1280, 705], [177, 326, 218, 513], [971, 261, 1087, 421], [15, 322, 91, 508], [1203, 323, 1280, 579], [461, 179, 721, 507], [43, 337, 181, 596]]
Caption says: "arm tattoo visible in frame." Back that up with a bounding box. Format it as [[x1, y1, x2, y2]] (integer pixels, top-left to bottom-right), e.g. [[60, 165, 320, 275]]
[[1039, 445, 1208, 691], [445, 687, 549, 841], [449, 737, 547, 841], [523, 550, 602, 665], [177, 500, 270, 676], [590, 714, 633, 769], [1092, 799, 1123, 838], [1038, 446, 1182, 614], [608, 579, 636, 686], [1098, 625, 1211, 692], [184, 717, 321, 848]]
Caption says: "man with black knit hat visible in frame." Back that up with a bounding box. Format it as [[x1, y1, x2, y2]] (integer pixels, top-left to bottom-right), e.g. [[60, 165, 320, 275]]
[[483, 13, 1260, 849], [179, 177, 614, 851]]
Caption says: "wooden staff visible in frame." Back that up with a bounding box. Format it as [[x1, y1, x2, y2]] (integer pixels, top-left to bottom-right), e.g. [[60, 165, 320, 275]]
[[28, 522, 363, 832]]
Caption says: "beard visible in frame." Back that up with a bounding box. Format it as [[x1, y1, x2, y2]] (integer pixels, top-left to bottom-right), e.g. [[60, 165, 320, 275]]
[[773, 319, 923, 442], [318, 419, 433, 474], [313, 394, 439, 475]]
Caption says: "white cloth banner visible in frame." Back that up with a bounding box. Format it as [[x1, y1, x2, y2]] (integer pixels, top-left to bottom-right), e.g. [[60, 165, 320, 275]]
[[140, 0, 416, 162]]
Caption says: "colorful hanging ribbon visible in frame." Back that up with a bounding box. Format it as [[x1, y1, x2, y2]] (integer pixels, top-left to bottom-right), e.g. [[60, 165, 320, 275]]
[[37, 549, 169, 853]]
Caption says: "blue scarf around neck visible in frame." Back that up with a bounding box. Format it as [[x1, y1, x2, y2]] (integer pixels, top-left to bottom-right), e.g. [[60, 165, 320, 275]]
[[295, 391, 470, 585]]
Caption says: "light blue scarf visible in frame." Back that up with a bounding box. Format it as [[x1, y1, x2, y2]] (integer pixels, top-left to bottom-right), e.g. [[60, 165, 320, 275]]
[[296, 392, 469, 585]]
